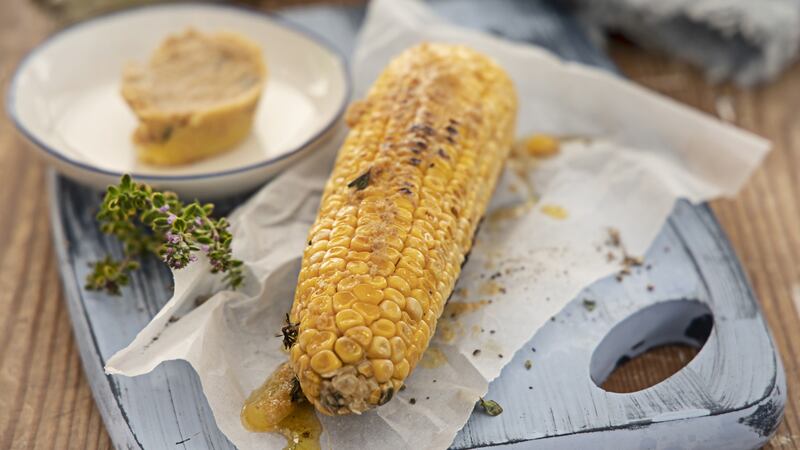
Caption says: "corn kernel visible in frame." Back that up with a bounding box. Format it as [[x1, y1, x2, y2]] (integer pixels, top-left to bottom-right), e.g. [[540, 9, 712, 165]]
[[310, 350, 342, 374], [405, 297, 423, 321], [366, 276, 387, 290], [345, 326, 373, 348], [353, 302, 381, 324], [372, 359, 394, 383], [325, 246, 348, 260], [331, 224, 355, 238], [379, 300, 402, 321], [410, 289, 430, 311], [297, 329, 318, 349], [334, 337, 364, 364], [335, 309, 365, 331], [393, 359, 410, 379], [390, 337, 406, 363], [388, 275, 411, 295], [368, 336, 391, 359], [383, 287, 406, 308], [371, 319, 396, 338], [351, 235, 372, 251], [306, 330, 336, 355], [353, 284, 384, 304], [348, 251, 371, 262], [315, 314, 337, 332], [357, 361, 374, 378], [337, 276, 360, 292], [347, 261, 370, 275], [333, 292, 356, 312], [319, 258, 346, 274]]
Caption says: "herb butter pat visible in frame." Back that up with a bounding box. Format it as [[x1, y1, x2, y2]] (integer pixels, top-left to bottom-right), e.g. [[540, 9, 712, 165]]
[[121, 28, 266, 165]]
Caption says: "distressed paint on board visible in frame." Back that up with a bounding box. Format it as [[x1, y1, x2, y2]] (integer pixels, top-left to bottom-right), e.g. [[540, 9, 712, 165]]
[[47, 1, 784, 449]]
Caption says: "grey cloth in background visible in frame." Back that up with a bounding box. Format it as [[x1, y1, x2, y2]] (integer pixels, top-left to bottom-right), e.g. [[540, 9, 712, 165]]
[[567, 0, 800, 85]]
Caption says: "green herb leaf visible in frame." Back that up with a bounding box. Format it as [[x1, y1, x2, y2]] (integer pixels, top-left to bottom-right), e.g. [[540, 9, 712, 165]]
[[347, 169, 371, 191], [478, 398, 503, 416], [86, 175, 245, 295]]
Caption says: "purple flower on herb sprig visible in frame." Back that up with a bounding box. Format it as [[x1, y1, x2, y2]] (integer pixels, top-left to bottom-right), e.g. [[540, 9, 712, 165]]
[[86, 174, 244, 295]]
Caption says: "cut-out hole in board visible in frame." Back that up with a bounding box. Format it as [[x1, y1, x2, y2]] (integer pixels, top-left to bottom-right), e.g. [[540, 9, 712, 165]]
[[590, 299, 713, 393]]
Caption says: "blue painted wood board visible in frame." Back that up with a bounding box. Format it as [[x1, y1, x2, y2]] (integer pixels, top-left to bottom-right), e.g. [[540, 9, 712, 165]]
[[47, 1, 785, 448]]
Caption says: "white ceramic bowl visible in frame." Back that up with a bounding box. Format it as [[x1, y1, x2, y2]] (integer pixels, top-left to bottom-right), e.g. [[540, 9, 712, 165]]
[[8, 3, 350, 198]]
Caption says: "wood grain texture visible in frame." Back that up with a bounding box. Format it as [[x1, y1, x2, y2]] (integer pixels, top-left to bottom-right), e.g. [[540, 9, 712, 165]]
[[609, 38, 800, 449], [0, 1, 797, 449]]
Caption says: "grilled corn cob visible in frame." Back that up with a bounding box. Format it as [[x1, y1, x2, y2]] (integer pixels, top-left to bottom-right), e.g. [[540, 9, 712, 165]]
[[289, 43, 517, 415]]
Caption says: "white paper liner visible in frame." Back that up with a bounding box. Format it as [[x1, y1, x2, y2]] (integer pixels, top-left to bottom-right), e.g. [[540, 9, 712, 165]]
[[106, 0, 769, 448]]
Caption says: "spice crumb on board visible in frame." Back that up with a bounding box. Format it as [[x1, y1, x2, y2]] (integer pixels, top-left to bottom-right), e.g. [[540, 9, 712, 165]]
[[582, 299, 597, 312], [524, 360, 532, 370], [473, 349, 481, 356], [603, 227, 645, 281]]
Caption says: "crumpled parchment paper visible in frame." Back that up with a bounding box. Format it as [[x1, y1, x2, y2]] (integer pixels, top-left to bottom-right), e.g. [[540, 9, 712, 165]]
[[105, 0, 770, 448]]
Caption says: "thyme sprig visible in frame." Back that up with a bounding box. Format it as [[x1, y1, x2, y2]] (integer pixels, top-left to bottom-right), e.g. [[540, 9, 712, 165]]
[[86, 174, 244, 295]]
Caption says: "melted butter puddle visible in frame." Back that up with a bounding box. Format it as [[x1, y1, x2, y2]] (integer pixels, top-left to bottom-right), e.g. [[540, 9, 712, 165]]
[[419, 346, 448, 368], [241, 363, 322, 450], [540, 204, 568, 220], [488, 150, 541, 224]]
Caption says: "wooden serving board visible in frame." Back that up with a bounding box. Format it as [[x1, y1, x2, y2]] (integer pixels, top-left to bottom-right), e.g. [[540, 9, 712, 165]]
[[48, 1, 785, 449]]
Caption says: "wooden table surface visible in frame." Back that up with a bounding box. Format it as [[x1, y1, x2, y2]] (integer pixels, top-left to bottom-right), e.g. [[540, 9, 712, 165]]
[[1, 0, 798, 448]]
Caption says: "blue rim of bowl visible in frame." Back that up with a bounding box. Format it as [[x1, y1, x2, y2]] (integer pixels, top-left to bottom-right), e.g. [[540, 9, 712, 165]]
[[6, 1, 352, 182]]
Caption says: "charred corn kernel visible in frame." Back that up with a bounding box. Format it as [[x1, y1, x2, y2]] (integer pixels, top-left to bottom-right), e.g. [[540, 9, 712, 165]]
[[310, 350, 342, 374], [371, 319, 396, 338], [353, 302, 381, 324], [290, 43, 517, 416], [389, 337, 406, 363], [367, 336, 391, 359], [345, 326, 373, 348], [353, 284, 383, 304], [335, 310, 364, 331], [334, 337, 364, 364], [379, 300, 402, 321]]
